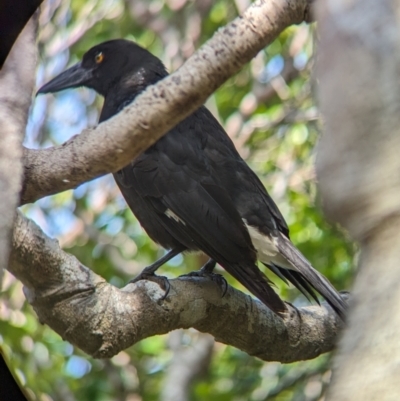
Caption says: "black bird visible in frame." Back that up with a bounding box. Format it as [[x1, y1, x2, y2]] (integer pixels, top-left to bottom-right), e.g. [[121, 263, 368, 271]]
[[38, 39, 347, 319]]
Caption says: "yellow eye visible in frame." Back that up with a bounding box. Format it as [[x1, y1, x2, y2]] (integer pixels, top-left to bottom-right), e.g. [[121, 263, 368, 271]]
[[95, 52, 104, 64]]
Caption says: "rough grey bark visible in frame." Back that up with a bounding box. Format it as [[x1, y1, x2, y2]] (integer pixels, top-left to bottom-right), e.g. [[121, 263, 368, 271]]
[[21, 0, 314, 205], [8, 211, 344, 362], [0, 16, 37, 278], [316, 0, 400, 399]]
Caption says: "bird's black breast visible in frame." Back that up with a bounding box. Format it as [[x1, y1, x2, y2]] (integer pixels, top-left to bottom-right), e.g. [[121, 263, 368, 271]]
[[197, 108, 289, 238]]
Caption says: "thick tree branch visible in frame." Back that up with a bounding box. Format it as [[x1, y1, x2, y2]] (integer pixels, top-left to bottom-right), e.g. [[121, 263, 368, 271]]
[[316, 0, 400, 399], [8, 211, 343, 362], [0, 16, 37, 277], [21, 0, 314, 205]]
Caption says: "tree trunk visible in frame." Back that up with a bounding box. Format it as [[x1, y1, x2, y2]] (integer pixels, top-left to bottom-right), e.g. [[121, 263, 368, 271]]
[[316, 1, 400, 399]]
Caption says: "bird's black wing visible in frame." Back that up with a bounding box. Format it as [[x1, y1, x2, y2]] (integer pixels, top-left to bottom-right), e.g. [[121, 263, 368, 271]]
[[197, 107, 289, 238]]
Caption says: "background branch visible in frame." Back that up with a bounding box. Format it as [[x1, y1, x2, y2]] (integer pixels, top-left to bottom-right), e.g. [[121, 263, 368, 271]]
[[0, 16, 38, 277], [21, 0, 313, 205], [162, 331, 214, 401], [8, 211, 343, 363]]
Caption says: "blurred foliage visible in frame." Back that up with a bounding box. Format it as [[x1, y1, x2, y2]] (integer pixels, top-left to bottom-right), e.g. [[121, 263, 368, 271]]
[[1, 0, 355, 400]]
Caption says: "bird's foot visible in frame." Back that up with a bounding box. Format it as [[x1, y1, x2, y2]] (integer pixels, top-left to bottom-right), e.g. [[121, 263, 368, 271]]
[[179, 267, 228, 297], [129, 271, 170, 300]]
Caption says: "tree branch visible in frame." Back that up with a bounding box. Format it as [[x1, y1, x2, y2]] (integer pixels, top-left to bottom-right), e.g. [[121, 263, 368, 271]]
[[0, 15, 38, 277], [21, 0, 314, 205], [8, 211, 343, 362]]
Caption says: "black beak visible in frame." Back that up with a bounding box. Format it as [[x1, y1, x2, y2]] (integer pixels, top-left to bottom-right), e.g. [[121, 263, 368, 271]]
[[37, 62, 93, 95]]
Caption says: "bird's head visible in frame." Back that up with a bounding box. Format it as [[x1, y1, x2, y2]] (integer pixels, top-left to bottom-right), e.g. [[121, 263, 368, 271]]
[[37, 39, 167, 98]]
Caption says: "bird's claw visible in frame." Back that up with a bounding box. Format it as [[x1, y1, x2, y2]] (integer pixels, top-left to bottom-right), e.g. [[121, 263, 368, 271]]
[[129, 273, 170, 300], [179, 269, 228, 297]]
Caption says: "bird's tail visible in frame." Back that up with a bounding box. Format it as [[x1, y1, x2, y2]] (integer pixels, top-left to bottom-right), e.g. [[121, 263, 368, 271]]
[[223, 262, 287, 316], [274, 232, 347, 320]]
